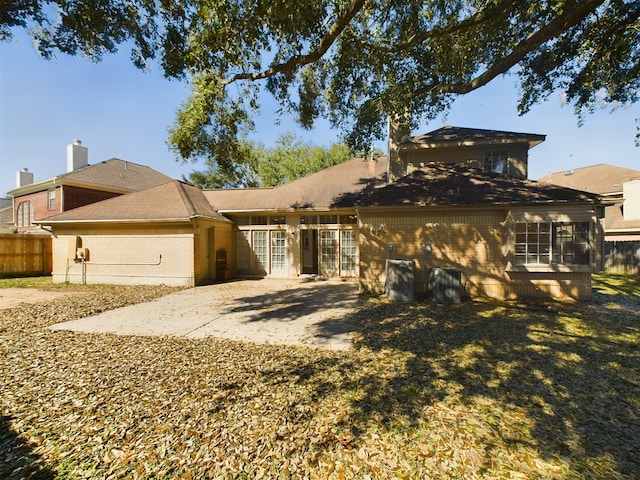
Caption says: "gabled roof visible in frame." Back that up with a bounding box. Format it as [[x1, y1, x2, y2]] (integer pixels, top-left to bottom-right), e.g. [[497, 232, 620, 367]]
[[8, 158, 174, 196], [539, 163, 640, 195], [203, 156, 389, 212], [0, 206, 14, 232], [355, 163, 599, 208], [38, 180, 230, 224], [403, 126, 545, 150]]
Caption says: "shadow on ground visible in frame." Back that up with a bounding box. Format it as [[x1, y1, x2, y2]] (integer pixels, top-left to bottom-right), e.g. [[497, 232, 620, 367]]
[[272, 291, 640, 477], [0, 415, 53, 479]]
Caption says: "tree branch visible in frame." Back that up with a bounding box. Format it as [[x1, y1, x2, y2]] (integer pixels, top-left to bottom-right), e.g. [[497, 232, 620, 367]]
[[223, 0, 366, 85], [363, 0, 518, 54], [411, 0, 606, 98]]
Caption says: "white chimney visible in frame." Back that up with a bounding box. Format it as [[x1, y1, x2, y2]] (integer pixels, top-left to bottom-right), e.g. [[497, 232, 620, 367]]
[[16, 168, 34, 188], [67, 139, 88, 172]]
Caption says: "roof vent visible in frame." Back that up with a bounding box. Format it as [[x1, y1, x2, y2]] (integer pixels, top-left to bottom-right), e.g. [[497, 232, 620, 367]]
[[564, 170, 574, 176]]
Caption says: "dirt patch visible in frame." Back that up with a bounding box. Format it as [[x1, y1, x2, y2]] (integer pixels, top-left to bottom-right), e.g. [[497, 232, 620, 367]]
[[0, 288, 85, 310]]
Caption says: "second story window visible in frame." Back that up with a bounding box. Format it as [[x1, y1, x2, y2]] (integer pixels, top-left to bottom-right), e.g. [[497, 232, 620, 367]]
[[484, 150, 509, 175], [48, 188, 56, 210]]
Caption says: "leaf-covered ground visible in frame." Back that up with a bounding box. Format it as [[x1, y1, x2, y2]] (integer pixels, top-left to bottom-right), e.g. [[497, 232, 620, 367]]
[[1, 279, 639, 479]]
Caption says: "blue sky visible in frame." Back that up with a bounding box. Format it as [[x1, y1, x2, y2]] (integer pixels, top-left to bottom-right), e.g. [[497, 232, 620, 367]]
[[1, 29, 638, 197]]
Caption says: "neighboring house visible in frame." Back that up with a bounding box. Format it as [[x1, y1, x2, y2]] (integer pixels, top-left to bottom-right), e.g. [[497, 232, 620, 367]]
[[38, 181, 233, 286], [7, 140, 174, 233], [541, 163, 640, 273], [541, 164, 640, 241], [38, 127, 605, 300]]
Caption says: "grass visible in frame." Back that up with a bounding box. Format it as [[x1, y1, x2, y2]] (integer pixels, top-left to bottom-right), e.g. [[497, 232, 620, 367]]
[[0, 274, 639, 479], [592, 272, 640, 297], [0, 276, 56, 289]]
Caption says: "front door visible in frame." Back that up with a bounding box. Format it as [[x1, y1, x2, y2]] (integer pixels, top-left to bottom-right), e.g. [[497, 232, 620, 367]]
[[301, 229, 318, 274]]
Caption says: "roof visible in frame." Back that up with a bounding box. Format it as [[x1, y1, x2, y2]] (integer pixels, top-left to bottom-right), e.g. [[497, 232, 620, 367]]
[[604, 203, 640, 231], [38, 180, 230, 224], [403, 126, 546, 150], [8, 158, 174, 196], [203, 156, 389, 212], [354, 163, 600, 208], [539, 163, 640, 195], [0, 206, 14, 232]]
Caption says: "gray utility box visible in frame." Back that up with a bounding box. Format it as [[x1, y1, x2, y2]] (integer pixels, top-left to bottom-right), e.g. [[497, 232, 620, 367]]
[[384, 259, 415, 302], [429, 268, 462, 304]]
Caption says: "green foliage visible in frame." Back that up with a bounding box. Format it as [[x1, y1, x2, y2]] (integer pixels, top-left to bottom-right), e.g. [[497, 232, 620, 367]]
[[4, 0, 639, 166], [0, 276, 53, 289], [184, 133, 354, 188], [592, 272, 640, 298]]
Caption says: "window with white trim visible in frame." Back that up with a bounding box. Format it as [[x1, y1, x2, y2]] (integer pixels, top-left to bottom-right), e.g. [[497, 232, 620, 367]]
[[271, 231, 286, 270], [47, 188, 56, 210], [515, 222, 590, 265], [252, 231, 268, 271], [320, 230, 338, 275], [340, 230, 357, 273]]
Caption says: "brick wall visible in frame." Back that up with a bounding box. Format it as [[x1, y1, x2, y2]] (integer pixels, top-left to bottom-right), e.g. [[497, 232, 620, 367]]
[[52, 226, 196, 286], [359, 206, 595, 301]]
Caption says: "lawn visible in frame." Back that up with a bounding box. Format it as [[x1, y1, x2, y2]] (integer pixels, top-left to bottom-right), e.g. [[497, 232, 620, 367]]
[[1, 276, 639, 479]]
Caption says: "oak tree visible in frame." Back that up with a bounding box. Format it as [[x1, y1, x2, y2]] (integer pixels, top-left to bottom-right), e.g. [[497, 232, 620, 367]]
[[3, 0, 638, 169]]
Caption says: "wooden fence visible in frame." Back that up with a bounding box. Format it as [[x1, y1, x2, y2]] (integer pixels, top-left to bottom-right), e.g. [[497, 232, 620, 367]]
[[604, 241, 640, 274], [0, 234, 53, 277]]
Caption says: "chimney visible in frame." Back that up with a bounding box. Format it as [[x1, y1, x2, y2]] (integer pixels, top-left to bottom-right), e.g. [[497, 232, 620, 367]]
[[67, 139, 88, 172], [16, 168, 34, 188], [387, 113, 411, 183]]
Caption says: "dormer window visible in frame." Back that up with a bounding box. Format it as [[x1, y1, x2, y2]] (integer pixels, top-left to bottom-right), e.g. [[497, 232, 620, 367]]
[[484, 150, 509, 175]]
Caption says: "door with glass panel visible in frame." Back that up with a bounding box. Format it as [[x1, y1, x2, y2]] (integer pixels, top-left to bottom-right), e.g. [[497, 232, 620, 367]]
[[319, 230, 338, 276]]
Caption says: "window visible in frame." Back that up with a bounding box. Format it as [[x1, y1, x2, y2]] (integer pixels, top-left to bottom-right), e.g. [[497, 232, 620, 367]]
[[484, 150, 508, 174], [340, 214, 358, 225], [515, 222, 590, 266], [300, 215, 317, 225], [271, 216, 286, 225], [47, 188, 56, 210], [252, 231, 268, 271], [319, 214, 338, 224], [340, 230, 357, 273], [271, 231, 286, 270], [16, 201, 34, 227], [320, 231, 338, 275], [251, 216, 268, 225]]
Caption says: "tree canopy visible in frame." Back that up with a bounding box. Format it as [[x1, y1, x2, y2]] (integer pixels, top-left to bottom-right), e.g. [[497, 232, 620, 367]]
[[183, 133, 355, 189], [3, 0, 639, 169]]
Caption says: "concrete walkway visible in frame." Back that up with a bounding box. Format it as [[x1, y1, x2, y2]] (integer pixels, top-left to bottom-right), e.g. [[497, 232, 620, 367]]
[[49, 278, 361, 350]]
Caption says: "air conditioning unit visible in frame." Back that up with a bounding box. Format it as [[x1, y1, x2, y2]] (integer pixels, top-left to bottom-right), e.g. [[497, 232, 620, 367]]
[[429, 268, 462, 304]]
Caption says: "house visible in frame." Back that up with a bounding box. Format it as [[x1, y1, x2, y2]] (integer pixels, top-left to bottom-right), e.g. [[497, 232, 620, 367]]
[[38, 127, 605, 300], [38, 181, 233, 286], [7, 140, 173, 233], [541, 163, 640, 273]]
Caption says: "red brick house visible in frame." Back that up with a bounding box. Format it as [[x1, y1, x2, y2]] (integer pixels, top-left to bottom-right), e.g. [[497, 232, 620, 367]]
[[7, 140, 173, 233]]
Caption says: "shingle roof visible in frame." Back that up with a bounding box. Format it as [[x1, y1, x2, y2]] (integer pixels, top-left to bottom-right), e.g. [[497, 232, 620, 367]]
[[0, 206, 14, 231], [604, 204, 640, 231], [8, 158, 174, 196], [355, 163, 599, 208], [38, 181, 230, 223], [203, 156, 389, 211], [539, 163, 640, 195], [404, 126, 546, 149], [59, 158, 174, 192]]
